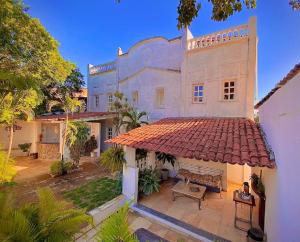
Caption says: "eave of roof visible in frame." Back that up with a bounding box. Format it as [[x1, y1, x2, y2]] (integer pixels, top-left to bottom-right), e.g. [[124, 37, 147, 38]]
[[36, 112, 116, 122], [107, 117, 275, 168], [255, 63, 300, 109]]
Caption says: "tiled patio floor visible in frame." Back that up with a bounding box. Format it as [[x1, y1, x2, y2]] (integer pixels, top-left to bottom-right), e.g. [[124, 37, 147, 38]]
[[128, 211, 202, 242], [139, 179, 260, 242]]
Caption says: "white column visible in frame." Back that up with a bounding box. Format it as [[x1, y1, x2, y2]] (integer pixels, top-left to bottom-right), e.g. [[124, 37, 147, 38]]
[[122, 146, 139, 202]]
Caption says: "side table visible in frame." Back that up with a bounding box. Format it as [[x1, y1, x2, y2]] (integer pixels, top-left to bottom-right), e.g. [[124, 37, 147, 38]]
[[233, 190, 256, 231]]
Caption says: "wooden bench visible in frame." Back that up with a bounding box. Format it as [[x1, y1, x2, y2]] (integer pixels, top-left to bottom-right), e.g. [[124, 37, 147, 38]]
[[176, 162, 223, 194]]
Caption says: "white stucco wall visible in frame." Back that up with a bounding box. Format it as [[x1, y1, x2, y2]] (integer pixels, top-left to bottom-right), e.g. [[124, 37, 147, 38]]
[[87, 70, 117, 112], [258, 72, 300, 242], [182, 40, 253, 118], [118, 37, 182, 80], [0, 120, 40, 156], [88, 18, 257, 122], [119, 68, 181, 121]]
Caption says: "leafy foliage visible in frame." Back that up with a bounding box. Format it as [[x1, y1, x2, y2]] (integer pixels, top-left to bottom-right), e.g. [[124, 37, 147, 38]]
[[138, 168, 160, 196], [0, 0, 74, 96], [136, 148, 148, 162], [122, 108, 148, 131], [100, 146, 126, 172], [66, 122, 89, 166], [110, 91, 132, 135], [47, 94, 82, 162], [0, 149, 16, 184], [50, 160, 73, 176], [155, 152, 176, 167], [0, 89, 40, 161], [290, 0, 300, 9], [84, 135, 98, 155], [96, 202, 138, 242], [18, 143, 32, 154], [0, 187, 92, 242], [36, 68, 85, 114], [177, 0, 201, 29], [177, 0, 256, 29]]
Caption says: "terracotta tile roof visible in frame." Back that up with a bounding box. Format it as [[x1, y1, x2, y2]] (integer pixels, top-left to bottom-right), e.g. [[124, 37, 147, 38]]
[[107, 117, 275, 168], [255, 63, 300, 108], [36, 112, 116, 121]]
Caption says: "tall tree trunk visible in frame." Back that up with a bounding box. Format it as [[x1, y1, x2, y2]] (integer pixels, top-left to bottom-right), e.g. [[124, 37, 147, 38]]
[[61, 112, 68, 162], [6, 124, 14, 162]]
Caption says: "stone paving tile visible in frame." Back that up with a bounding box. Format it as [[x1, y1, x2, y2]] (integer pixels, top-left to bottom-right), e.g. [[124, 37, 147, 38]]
[[140, 179, 260, 242]]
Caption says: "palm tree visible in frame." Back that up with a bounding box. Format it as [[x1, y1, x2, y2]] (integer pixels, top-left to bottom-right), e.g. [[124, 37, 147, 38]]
[[122, 109, 148, 131], [0, 187, 92, 242], [48, 95, 82, 161], [96, 202, 138, 242]]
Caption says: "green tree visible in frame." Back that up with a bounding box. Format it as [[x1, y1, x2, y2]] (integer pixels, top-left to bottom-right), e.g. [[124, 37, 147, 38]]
[[96, 203, 138, 242], [0, 187, 92, 242], [177, 0, 256, 29], [122, 109, 148, 132], [66, 121, 89, 167], [110, 91, 131, 136], [0, 89, 40, 162], [47, 95, 82, 161], [0, 0, 74, 99], [36, 68, 85, 114]]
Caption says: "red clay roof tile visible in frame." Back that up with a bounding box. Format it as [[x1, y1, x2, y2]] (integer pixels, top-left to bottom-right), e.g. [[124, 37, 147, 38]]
[[107, 117, 275, 168]]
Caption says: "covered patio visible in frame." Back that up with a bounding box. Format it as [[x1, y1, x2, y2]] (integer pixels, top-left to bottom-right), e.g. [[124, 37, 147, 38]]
[[107, 117, 275, 241]]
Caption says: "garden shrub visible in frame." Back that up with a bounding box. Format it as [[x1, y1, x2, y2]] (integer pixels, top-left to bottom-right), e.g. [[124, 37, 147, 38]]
[[138, 168, 160, 196], [50, 160, 72, 176], [100, 146, 126, 172]]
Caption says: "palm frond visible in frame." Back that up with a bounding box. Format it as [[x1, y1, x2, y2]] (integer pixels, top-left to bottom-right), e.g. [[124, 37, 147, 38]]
[[96, 203, 138, 242]]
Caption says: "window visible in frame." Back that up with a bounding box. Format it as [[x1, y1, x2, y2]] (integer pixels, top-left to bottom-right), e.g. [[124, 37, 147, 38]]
[[223, 81, 235, 100], [132, 91, 139, 106], [106, 127, 113, 139], [155, 87, 165, 108], [107, 93, 113, 111], [95, 95, 99, 107], [193, 84, 204, 103]]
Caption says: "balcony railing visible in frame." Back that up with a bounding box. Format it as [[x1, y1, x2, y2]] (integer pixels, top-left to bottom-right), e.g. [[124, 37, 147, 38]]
[[188, 24, 249, 51], [89, 62, 116, 75]]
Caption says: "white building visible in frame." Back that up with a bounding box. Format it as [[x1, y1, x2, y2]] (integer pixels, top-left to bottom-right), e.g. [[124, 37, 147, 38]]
[[254, 63, 300, 242], [87, 17, 258, 152]]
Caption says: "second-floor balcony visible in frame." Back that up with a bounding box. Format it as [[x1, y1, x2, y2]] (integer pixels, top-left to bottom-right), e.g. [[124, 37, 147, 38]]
[[188, 24, 249, 51], [89, 61, 116, 75]]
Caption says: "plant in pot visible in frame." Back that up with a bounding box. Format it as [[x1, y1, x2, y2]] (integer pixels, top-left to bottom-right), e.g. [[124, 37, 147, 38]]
[[138, 168, 160, 196], [85, 135, 98, 157], [250, 173, 265, 197], [155, 152, 176, 181], [18, 143, 32, 156]]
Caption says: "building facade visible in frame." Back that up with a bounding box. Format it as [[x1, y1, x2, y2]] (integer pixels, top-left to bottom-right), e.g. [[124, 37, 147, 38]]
[[87, 17, 258, 151], [254, 63, 300, 242]]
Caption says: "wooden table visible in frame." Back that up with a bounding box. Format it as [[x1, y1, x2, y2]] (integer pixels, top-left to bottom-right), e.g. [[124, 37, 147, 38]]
[[171, 181, 206, 210], [233, 190, 256, 231]]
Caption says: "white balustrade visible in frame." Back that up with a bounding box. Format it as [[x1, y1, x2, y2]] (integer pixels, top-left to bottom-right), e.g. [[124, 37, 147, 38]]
[[89, 62, 116, 75], [188, 24, 249, 50]]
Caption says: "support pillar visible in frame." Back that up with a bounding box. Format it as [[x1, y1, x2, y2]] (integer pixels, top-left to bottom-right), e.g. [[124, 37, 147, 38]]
[[122, 146, 139, 202]]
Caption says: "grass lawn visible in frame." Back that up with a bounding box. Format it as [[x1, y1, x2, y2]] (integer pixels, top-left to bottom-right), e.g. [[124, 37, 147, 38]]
[[63, 177, 121, 211]]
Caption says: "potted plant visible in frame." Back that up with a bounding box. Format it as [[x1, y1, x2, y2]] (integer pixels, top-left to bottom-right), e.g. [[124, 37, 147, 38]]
[[84, 135, 98, 157], [155, 152, 176, 181], [138, 168, 160, 196], [18, 143, 32, 156]]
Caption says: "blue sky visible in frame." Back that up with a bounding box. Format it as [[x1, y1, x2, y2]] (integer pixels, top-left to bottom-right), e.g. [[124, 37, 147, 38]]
[[25, 0, 300, 99]]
